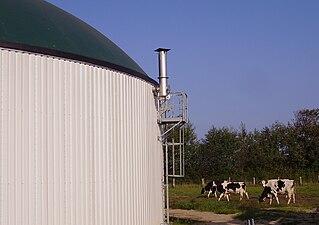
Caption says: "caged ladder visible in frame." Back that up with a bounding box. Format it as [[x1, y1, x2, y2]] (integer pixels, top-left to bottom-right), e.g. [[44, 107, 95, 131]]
[[157, 92, 188, 225]]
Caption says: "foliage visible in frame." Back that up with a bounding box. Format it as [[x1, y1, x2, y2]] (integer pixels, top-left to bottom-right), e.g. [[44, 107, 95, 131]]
[[184, 108, 319, 183]]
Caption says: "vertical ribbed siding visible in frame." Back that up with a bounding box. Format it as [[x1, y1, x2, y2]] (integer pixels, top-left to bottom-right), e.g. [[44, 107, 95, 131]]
[[0, 48, 163, 225]]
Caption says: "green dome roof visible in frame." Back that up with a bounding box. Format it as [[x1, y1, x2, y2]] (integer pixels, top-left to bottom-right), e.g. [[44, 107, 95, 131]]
[[0, 0, 156, 84]]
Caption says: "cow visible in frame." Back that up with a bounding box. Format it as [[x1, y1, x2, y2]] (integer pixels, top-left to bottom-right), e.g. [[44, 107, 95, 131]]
[[259, 179, 296, 205], [217, 181, 249, 201], [261, 179, 291, 187], [201, 181, 217, 198], [201, 180, 225, 198], [261, 179, 289, 199]]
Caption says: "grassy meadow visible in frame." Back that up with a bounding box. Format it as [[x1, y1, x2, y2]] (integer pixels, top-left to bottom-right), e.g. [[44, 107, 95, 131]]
[[169, 183, 319, 224]]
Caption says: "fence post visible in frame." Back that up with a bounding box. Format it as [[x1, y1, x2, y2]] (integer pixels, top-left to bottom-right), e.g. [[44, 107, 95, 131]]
[[299, 176, 303, 185], [228, 177, 231, 182], [253, 177, 256, 185], [201, 178, 205, 187], [246, 218, 255, 225]]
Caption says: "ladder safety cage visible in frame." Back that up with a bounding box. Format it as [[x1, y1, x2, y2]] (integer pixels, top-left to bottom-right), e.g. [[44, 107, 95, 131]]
[[157, 91, 188, 225], [158, 91, 188, 177], [158, 92, 188, 125], [165, 125, 186, 178]]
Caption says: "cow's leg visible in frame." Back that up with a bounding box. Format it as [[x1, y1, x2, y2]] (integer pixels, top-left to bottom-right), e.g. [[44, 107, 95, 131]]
[[239, 191, 243, 201], [291, 188, 296, 203], [245, 191, 249, 200], [218, 193, 224, 201], [287, 195, 291, 205], [207, 190, 212, 198], [226, 193, 230, 202], [275, 195, 280, 204], [287, 191, 294, 205], [214, 191, 217, 198], [269, 197, 272, 205]]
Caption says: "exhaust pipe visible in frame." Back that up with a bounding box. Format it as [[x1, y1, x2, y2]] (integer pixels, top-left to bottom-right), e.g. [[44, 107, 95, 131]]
[[155, 48, 170, 97]]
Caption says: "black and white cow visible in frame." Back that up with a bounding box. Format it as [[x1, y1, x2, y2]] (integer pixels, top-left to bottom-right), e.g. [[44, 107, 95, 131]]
[[201, 181, 217, 198], [259, 179, 295, 205], [201, 180, 224, 198], [217, 181, 249, 201]]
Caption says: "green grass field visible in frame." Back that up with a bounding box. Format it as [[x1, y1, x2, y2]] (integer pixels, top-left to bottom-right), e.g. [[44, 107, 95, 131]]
[[169, 183, 319, 224]]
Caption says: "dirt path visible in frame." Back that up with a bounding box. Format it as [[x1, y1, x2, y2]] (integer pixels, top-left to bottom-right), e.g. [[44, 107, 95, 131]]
[[169, 209, 245, 224], [170, 208, 319, 225]]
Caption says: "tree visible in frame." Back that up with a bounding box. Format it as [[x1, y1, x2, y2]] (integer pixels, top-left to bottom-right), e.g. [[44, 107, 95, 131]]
[[235, 124, 265, 180], [182, 122, 200, 182], [286, 109, 319, 178], [182, 108, 319, 183], [256, 122, 287, 177], [197, 126, 239, 180]]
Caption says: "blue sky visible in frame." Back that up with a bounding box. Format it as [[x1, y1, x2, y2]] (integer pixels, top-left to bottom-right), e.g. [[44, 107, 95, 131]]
[[48, 0, 319, 139]]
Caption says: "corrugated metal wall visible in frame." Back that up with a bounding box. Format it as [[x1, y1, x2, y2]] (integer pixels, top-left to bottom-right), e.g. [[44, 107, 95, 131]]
[[0, 48, 164, 225]]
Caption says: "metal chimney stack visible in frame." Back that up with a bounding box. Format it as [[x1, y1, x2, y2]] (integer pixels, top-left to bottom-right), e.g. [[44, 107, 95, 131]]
[[155, 48, 170, 97]]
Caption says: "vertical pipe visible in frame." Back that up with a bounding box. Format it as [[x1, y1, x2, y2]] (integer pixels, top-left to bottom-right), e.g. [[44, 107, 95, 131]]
[[183, 128, 185, 176], [155, 48, 170, 97], [172, 137, 175, 178], [179, 128, 182, 176], [181, 127, 184, 177], [165, 140, 169, 223]]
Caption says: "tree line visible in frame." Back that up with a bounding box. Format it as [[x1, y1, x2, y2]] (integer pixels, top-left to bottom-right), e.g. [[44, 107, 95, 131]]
[[182, 108, 319, 183]]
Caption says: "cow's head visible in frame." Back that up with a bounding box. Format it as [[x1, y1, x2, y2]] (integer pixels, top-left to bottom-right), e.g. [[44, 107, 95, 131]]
[[260, 180, 267, 187], [258, 195, 265, 202], [259, 186, 272, 203]]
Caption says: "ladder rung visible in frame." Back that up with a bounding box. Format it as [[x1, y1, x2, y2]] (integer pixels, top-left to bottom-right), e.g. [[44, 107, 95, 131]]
[[160, 117, 184, 124], [165, 143, 184, 145]]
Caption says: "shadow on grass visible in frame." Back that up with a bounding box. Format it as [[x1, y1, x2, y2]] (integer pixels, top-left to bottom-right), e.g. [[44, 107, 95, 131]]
[[170, 217, 197, 225], [236, 207, 319, 224], [170, 217, 245, 225]]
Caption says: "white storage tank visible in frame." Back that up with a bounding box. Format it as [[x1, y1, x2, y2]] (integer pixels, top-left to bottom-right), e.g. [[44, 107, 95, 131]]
[[0, 0, 164, 224]]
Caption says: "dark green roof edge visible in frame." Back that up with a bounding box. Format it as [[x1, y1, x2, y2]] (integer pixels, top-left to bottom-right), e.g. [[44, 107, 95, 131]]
[[0, 0, 157, 86], [0, 40, 158, 86]]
